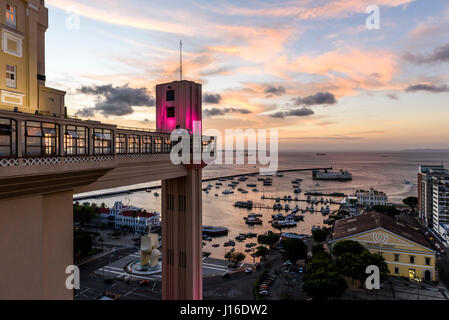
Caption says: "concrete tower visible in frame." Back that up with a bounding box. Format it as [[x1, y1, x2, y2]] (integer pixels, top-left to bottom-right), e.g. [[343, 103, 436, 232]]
[[156, 80, 203, 300]]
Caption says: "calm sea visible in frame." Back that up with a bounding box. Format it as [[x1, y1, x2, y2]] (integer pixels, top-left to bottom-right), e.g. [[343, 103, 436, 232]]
[[79, 150, 449, 262]]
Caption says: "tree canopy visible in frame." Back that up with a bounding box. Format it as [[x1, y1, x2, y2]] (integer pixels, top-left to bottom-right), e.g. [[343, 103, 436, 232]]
[[332, 240, 365, 257], [403, 197, 418, 211], [281, 238, 307, 262]]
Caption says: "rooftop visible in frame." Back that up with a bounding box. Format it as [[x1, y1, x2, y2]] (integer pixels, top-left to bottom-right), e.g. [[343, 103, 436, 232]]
[[333, 211, 434, 250]]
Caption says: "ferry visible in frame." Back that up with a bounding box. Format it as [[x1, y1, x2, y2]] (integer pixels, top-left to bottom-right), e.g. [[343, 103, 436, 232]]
[[202, 226, 229, 236], [312, 169, 352, 181]]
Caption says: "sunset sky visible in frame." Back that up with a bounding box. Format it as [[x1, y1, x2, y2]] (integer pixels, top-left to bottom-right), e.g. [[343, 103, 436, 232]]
[[44, 0, 449, 151]]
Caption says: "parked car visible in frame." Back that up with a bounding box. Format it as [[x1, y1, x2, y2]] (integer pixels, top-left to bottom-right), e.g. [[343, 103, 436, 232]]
[[298, 267, 304, 274], [259, 290, 269, 296], [245, 268, 254, 273], [223, 272, 231, 279], [139, 280, 150, 286]]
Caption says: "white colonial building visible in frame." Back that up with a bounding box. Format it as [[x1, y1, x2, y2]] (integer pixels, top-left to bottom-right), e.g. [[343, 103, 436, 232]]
[[356, 188, 388, 206], [95, 201, 160, 233]]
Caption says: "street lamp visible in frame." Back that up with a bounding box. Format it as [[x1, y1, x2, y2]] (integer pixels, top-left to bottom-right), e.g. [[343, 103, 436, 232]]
[[414, 277, 422, 300]]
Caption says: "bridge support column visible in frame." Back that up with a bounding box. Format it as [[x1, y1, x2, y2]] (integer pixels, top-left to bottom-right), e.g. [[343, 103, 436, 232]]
[[0, 191, 74, 300], [161, 168, 202, 300]]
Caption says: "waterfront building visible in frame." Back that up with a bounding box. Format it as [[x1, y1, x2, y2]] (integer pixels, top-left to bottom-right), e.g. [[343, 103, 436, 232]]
[[432, 177, 449, 244], [94, 201, 160, 233], [355, 188, 388, 207], [339, 195, 359, 216], [332, 212, 437, 281], [418, 165, 449, 229]]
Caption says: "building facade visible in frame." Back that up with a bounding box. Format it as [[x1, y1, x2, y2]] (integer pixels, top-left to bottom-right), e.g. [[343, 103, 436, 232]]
[[418, 165, 449, 229], [1, 0, 66, 116], [332, 212, 437, 282], [432, 177, 449, 243], [355, 188, 388, 206], [94, 201, 160, 233]]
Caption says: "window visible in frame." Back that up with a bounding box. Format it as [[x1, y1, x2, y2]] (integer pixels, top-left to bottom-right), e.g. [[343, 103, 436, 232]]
[[64, 125, 88, 156], [154, 136, 162, 153], [5, 3, 16, 29], [0, 118, 16, 157], [394, 267, 399, 274], [167, 106, 175, 118], [142, 136, 152, 154], [129, 135, 140, 154], [24, 121, 59, 157], [394, 254, 400, 262], [409, 256, 415, 264], [425, 257, 431, 265], [116, 134, 127, 154], [163, 137, 172, 153], [166, 90, 175, 101], [6, 64, 16, 88], [93, 128, 112, 155]]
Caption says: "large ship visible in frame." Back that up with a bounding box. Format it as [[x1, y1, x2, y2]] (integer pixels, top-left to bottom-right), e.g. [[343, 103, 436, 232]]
[[312, 169, 352, 181]]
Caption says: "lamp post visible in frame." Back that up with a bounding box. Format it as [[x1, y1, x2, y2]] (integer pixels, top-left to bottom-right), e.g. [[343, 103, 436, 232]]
[[414, 277, 422, 300]]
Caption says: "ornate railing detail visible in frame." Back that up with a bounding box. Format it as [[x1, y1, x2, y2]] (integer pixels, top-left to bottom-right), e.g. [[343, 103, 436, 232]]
[[64, 156, 91, 164], [0, 158, 19, 167], [22, 157, 62, 166], [91, 155, 115, 162]]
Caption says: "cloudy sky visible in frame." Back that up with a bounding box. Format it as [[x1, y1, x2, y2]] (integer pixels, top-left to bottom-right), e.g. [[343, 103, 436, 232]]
[[44, 0, 449, 151]]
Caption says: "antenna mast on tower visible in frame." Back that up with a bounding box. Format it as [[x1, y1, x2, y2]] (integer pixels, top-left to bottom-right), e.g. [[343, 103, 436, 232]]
[[180, 40, 183, 81]]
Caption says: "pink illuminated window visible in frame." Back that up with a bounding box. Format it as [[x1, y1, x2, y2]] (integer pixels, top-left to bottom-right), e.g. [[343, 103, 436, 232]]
[[5, 3, 16, 29]]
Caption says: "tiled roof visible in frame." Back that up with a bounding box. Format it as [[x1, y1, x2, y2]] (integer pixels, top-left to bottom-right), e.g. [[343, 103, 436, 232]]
[[333, 211, 434, 250]]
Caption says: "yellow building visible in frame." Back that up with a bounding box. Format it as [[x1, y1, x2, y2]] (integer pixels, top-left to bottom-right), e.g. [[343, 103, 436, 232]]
[[0, 0, 65, 116], [332, 211, 437, 282]]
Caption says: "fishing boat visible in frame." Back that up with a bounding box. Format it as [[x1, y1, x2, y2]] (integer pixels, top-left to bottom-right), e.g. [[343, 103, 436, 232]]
[[272, 213, 285, 220], [234, 200, 253, 209], [222, 190, 234, 195], [247, 184, 257, 188], [245, 216, 263, 225], [294, 187, 302, 194]]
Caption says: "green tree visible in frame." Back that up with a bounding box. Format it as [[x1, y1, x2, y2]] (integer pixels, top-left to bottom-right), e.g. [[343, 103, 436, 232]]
[[225, 252, 246, 268], [258, 233, 280, 248], [73, 203, 98, 225], [312, 228, 330, 243], [312, 244, 325, 255], [369, 205, 400, 218], [254, 246, 270, 259], [282, 238, 307, 262], [403, 196, 418, 211], [332, 240, 365, 257], [303, 251, 347, 300]]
